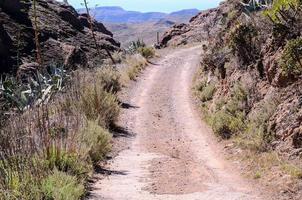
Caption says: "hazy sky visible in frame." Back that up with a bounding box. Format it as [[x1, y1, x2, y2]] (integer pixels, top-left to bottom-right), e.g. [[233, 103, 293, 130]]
[[64, 0, 222, 13]]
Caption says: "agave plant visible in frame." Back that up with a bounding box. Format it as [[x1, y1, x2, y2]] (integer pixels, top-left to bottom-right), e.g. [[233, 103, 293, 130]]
[[127, 39, 146, 54], [0, 65, 69, 112], [241, 0, 273, 13]]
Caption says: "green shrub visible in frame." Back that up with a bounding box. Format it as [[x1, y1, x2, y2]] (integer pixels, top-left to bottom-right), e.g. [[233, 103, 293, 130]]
[[226, 83, 248, 115], [0, 66, 120, 199], [199, 83, 216, 102], [0, 164, 43, 200], [96, 67, 121, 94], [236, 98, 279, 151], [229, 24, 258, 65], [207, 83, 248, 139], [79, 120, 112, 164], [282, 164, 302, 179], [211, 110, 245, 139], [265, 0, 301, 22], [125, 54, 148, 81], [41, 169, 85, 200], [43, 146, 92, 180], [138, 47, 155, 59], [280, 38, 302, 76], [79, 82, 120, 128]]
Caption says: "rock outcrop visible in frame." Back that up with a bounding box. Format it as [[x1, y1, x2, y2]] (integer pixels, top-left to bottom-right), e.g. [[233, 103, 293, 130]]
[[0, 0, 120, 74], [160, 0, 242, 47]]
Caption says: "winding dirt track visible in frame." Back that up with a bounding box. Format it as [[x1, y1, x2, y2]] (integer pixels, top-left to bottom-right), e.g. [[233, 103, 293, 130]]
[[90, 46, 265, 200]]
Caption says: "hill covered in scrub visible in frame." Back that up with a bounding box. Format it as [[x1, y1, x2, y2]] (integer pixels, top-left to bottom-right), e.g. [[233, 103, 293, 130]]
[[0, 0, 120, 75], [161, 0, 302, 197]]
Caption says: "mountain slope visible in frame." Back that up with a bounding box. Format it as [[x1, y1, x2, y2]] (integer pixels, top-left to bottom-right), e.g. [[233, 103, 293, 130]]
[[78, 6, 199, 24], [79, 6, 200, 46]]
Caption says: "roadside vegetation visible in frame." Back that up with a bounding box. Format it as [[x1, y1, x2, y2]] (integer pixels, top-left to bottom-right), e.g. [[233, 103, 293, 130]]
[[194, 0, 302, 187], [0, 43, 155, 199], [0, 66, 120, 199], [121, 39, 155, 81]]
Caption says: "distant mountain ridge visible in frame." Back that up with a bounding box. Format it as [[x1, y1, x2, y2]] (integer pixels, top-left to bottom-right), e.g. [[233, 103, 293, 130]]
[[78, 6, 200, 24]]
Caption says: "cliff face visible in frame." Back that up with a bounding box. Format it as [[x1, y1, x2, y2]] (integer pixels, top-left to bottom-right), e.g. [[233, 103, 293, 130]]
[[0, 0, 120, 74], [162, 0, 302, 179]]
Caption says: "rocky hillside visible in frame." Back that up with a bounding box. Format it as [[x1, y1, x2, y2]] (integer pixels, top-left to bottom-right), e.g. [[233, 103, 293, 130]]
[[160, 0, 234, 47], [0, 0, 120, 75], [162, 0, 302, 197]]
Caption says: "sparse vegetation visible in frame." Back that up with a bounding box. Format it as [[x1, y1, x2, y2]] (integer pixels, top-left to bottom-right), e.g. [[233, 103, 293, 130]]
[[138, 47, 156, 59], [265, 0, 301, 22], [282, 164, 302, 179], [196, 82, 216, 102], [127, 40, 155, 59], [125, 54, 148, 81], [0, 66, 121, 199], [41, 169, 85, 200], [201, 83, 248, 139], [229, 24, 258, 66], [77, 75, 120, 128], [236, 97, 279, 151], [280, 38, 302, 76], [79, 120, 112, 164]]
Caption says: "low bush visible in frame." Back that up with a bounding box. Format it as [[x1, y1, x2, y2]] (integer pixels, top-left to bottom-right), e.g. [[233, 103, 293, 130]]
[[204, 83, 248, 139], [125, 54, 148, 81], [282, 164, 302, 179], [138, 47, 155, 59], [111, 51, 125, 64], [280, 38, 302, 76], [79, 83, 120, 128], [229, 23, 258, 66], [95, 67, 121, 94], [0, 162, 43, 200], [41, 169, 85, 200], [198, 83, 216, 102], [236, 98, 279, 151], [265, 0, 301, 22], [43, 145, 92, 180], [211, 110, 245, 139], [79, 120, 112, 164]]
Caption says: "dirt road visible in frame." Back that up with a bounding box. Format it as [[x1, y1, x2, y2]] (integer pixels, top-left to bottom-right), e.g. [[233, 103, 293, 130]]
[[90, 46, 265, 200]]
